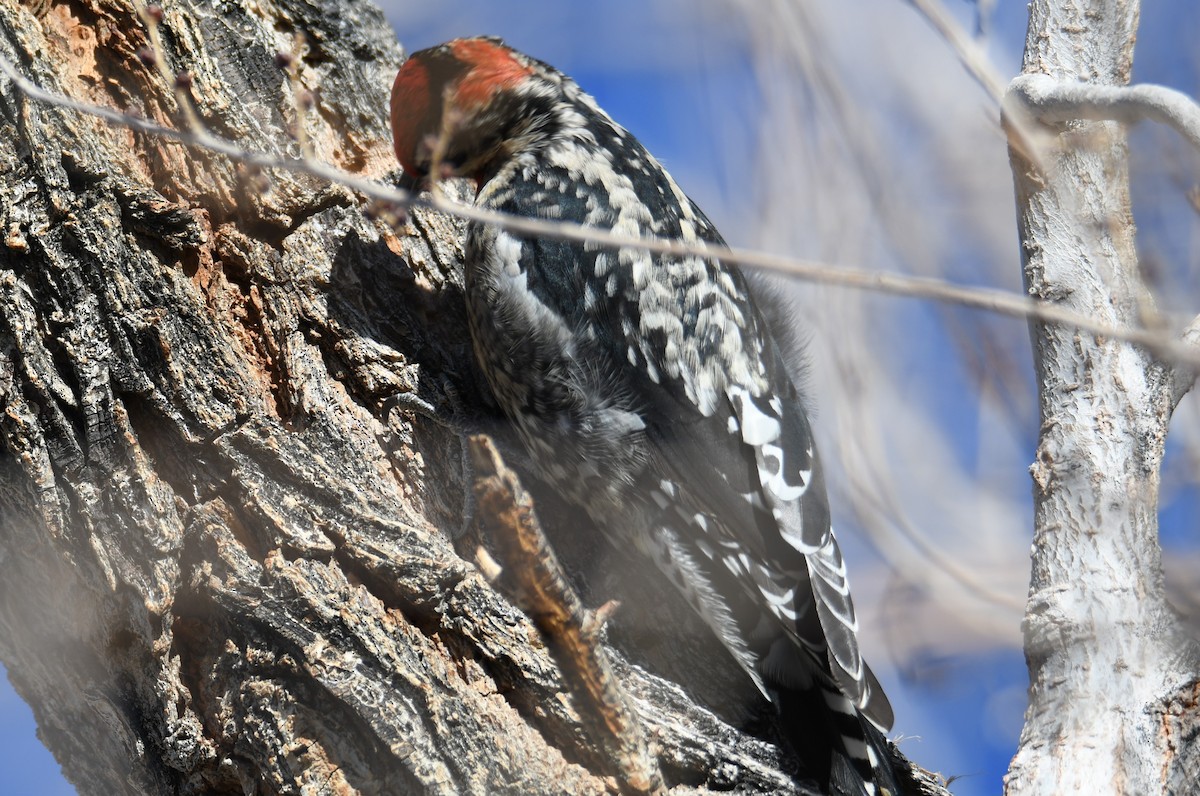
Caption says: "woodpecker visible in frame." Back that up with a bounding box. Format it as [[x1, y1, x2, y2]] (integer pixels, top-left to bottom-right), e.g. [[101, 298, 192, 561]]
[[391, 37, 897, 796]]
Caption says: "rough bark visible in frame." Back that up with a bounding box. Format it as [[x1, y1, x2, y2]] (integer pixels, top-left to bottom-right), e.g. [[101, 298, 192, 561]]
[[0, 1, 948, 794], [1005, 1, 1200, 793]]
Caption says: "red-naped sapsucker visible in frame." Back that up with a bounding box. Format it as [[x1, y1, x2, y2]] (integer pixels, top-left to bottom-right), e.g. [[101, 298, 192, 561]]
[[390, 37, 898, 796]]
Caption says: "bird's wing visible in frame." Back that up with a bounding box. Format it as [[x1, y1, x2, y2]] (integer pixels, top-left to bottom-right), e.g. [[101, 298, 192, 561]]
[[606, 197, 892, 730], [637, 300, 892, 730]]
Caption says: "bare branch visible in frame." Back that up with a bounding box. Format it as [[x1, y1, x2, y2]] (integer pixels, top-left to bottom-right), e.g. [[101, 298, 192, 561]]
[[1009, 73, 1200, 152], [3, 50, 1199, 369], [469, 435, 664, 796]]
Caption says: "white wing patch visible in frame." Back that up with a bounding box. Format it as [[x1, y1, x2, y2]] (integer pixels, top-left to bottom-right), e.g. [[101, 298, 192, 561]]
[[729, 385, 816, 552], [760, 441, 809, 502], [734, 390, 780, 446]]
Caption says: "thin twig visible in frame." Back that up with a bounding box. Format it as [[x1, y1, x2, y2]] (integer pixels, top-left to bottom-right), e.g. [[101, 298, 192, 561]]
[[905, 0, 1056, 170], [906, 0, 1008, 103], [2, 51, 1198, 367], [136, 2, 207, 136]]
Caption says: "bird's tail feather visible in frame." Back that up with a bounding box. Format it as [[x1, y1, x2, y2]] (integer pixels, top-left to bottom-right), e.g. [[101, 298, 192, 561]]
[[775, 682, 899, 796]]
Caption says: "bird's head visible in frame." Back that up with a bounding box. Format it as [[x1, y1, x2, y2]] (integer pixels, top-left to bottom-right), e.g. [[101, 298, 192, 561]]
[[391, 37, 556, 185]]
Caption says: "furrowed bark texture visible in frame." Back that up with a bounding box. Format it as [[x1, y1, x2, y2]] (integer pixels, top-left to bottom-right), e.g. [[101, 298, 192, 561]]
[[1005, 1, 1200, 793], [0, 1, 951, 794]]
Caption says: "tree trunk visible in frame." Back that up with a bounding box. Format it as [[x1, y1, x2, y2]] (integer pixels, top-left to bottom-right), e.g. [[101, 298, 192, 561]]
[[0, 1, 948, 794], [1005, 1, 1200, 793]]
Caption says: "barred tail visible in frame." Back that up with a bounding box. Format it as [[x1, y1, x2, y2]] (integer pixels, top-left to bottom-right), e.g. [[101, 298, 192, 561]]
[[774, 682, 898, 796]]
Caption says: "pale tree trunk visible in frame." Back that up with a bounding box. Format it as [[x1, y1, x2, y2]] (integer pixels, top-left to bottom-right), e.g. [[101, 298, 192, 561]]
[[0, 1, 949, 794], [1005, 1, 1200, 794]]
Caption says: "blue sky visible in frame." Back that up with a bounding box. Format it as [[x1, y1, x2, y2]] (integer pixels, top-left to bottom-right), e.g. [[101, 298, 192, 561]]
[[4, 2, 1199, 794], [0, 663, 74, 795]]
